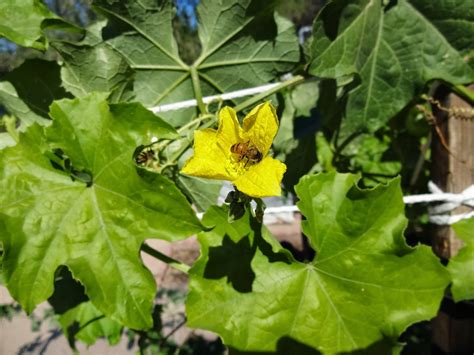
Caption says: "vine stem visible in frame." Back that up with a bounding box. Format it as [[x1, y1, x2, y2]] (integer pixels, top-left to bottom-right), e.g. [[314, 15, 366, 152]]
[[450, 83, 474, 104], [409, 132, 431, 189], [190, 65, 207, 115], [159, 318, 187, 349], [155, 116, 217, 173], [177, 113, 214, 134], [151, 114, 214, 153], [141, 243, 190, 274], [332, 131, 362, 165], [77, 315, 105, 332], [234, 75, 305, 113]]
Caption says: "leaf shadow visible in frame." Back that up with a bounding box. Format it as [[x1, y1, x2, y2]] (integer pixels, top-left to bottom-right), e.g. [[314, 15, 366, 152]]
[[203, 212, 293, 293], [228, 336, 321, 354], [204, 234, 256, 293], [244, 1, 278, 39], [250, 217, 292, 265], [17, 328, 63, 355], [48, 265, 88, 315]]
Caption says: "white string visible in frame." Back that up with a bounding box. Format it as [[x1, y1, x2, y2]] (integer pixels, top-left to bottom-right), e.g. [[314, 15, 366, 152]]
[[149, 83, 281, 113], [195, 183, 474, 226], [429, 211, 474, 225]]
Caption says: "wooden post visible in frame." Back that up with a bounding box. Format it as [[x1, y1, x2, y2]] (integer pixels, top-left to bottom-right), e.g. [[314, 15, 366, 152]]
[[431, 85, 474, 354]]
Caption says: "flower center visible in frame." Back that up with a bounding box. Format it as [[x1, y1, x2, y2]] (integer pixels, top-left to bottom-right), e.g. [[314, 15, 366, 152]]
[[226, 140, 263, 175]]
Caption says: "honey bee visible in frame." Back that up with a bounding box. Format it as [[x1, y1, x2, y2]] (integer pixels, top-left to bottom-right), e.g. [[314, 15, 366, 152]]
[[230, 141, 263, 167], [135, 148, 155, 166]]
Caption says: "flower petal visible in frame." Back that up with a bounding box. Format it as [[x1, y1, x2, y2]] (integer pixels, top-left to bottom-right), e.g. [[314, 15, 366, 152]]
[[242, 102, 278, 156], [234, 157, 286, 198], [216, 106, 242, 155], [182, 129, 237, 180]]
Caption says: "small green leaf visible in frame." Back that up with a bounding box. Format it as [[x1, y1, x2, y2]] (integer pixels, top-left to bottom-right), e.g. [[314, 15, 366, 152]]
[[345, 133, 401, 186], [0, 116, 19, 149], [290, 81, 319, 118], [0, 132, 16, 150], [4, 59, 71, 118], [177, 174, 222, 212], [315, 132, 335, 172], [0, 94, 201, 330], [448, 218, 474, 302], [59, 301, 122, 346], [0, 82, 49, 129], [0, 0, 80, 49], [308, 0, 474, 131], [186, 173, 449, 353]]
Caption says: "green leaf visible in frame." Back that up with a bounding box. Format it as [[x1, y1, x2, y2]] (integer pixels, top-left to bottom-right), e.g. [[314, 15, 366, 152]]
[[59, 301, 122, 346], [308, 0, 474, 132], [0, 132, 16, 150], [0, 59, 71, 136], [177, 174, 222, 212], [0, 82, 49, 129], [53, 41, 134, 102], [273, 94, 298, 157], [343, 132, 401, 186], [3, 59, 71, 118], [193, 2, 299, 97], [0, 116, 18, 149], [93, 0, 299, 126], [409, 0, 474, 55], [0, 0, 80, 50], [0, 94, 201, 330], [448, 218, 474, 302], [290, 81, 319, 118], [315, 132, 335, 172], [186, 173, 449, 353]]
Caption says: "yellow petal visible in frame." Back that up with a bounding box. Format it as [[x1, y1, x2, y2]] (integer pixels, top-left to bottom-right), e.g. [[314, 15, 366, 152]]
[[234, 157, 286, 198], [216, 106, 242, 156], [181, 129, 237, 180], [242, 102, 278, 156]]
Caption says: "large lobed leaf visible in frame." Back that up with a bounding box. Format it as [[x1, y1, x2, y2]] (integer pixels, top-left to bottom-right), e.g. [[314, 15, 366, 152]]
[[448, 218, 474, 302], [92, 0, 300, 125], [308, 0, 474, 132], [186, 172, 449, 353], [0, 93, 202, 329]]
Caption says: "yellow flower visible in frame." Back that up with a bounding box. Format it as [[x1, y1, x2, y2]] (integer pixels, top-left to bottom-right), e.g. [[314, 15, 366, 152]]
[[181, 102, 287, 198]]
